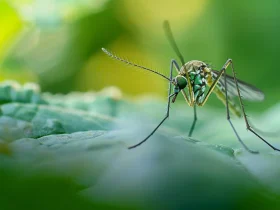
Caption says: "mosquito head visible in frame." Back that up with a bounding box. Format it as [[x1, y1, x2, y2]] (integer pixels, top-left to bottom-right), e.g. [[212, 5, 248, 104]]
[[173, 75, 187, 94]]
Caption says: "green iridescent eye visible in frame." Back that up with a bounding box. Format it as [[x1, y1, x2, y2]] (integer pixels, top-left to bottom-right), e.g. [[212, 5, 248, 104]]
[[176, 76, 187, 89]]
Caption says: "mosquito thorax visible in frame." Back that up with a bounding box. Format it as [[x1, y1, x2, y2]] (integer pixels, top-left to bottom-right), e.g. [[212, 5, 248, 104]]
[[179, 60, 209, 103], [179, 60, 210, 74]]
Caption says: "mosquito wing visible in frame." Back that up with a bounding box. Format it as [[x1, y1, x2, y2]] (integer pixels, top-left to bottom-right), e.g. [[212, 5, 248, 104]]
[[212, 70, 265, 101]]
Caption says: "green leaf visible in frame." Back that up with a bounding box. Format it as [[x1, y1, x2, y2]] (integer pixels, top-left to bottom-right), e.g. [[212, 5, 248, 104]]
[[0, 81, 46, 104], [1, 81, 280, 210], [0, 102, 113, 141], [7, 129, 280, 210]]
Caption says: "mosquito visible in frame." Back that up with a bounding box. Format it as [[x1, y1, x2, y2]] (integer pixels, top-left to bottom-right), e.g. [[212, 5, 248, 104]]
[[102, 20, 280, 153]]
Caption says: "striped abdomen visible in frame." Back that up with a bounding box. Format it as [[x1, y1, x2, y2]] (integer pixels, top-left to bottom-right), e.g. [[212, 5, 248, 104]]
[[189, 71, 206, 104]]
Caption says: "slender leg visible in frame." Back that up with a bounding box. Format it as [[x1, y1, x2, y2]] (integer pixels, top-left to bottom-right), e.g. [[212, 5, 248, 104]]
[[220, 59, 258, 153], [172, 59, 181, 71], [180, 89, 197, 137], [248, 119, 280, 138], [128, 59, 176, 149], [188, 64, 228, 138], [171, 58, 199, 137], [196, 59, 258, 153], [198, 67, 225, 106], [172, 59, 197, 136], [227, 60, 280, 152], [188, 105, 197, 137]]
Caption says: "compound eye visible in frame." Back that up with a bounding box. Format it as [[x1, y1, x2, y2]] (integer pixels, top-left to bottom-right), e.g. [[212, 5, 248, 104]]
[[176, 76, 187, 89]]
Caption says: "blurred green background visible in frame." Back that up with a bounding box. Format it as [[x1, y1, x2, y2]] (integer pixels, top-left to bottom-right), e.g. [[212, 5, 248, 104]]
[[1, 0, 280, 112]]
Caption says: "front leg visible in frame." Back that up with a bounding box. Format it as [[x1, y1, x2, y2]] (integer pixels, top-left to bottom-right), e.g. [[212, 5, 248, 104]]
[[128, 59, 177, 149]]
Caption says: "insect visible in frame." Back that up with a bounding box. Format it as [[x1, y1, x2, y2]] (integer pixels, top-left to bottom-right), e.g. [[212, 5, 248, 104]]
[[102, 20, 280, 153]]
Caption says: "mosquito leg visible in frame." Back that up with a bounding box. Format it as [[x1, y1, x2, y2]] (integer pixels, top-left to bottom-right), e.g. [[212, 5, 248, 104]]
[[170, 59, 198, 137], [189, 64, 231, 137], [188, 105, 197, 137], [172, 59, 180, 73], [248, 119, 280, 138], [128, 59, 176, 149], [220, 59, 259, 153], [171, 59, 197, 136], [228, 60, 280, 152]]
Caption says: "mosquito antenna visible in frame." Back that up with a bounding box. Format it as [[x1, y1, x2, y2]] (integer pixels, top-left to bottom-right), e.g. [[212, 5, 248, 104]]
[[102, 48, 171, 82], [163, 20, 185, 66]]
